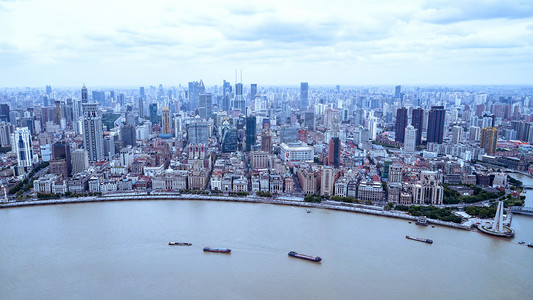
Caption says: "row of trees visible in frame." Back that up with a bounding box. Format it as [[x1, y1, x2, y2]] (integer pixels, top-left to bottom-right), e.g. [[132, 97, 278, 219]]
[[395, 205, 462, 223], [443, 184, 502, 205]]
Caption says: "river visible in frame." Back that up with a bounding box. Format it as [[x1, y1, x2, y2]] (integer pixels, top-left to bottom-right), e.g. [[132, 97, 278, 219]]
[[0, 198, 532, 299]]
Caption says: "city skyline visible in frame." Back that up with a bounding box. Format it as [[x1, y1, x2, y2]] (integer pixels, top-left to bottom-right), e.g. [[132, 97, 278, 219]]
[[1, 0, 532, 87]]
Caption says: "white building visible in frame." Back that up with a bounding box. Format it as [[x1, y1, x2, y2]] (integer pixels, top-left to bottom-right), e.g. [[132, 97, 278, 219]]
[[82, 103, 104, 162], [280, 142, 314, 162], [452, 126, 463, 144], [11, 127, 33, 173], [404, 125, 416, 152]]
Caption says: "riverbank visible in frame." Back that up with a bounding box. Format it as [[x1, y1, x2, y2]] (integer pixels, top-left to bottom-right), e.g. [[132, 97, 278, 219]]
[[0, 193, 471, 231]]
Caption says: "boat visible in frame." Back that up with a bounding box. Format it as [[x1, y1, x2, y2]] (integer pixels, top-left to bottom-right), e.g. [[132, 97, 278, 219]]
[[306, 209, 311, 213], [415, 216, 428, 226], [288, 251, 322, 262], [203, 247, 231, 253], [169, 242, 192, 246], [518, 241, 525, 245], [406, 235, 433, 244], [528, 243, 533, 248]]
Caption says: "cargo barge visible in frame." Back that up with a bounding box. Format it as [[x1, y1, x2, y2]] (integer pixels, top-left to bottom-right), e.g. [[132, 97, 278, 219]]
[[405, 235, 433, 244], [203, 247, 231, 253], [169, 242, 192, 246], [288, 251, 322, 262]]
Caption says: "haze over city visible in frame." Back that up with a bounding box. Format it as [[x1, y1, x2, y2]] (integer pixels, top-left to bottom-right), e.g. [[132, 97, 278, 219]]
[[1, 0, 533, 87]]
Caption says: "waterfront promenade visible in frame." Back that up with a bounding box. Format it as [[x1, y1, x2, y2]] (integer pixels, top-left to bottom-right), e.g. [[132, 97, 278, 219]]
[[0, 193, 470, 231]]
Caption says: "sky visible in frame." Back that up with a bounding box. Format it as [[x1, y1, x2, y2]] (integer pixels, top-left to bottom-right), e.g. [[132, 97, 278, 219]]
[[0, 0, 532, 87]]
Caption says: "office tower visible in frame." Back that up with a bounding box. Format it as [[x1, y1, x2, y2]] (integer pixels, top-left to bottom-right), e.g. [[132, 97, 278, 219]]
[[404, 125, 416, 152], [117, 93, 125, 107], [82, 103, 104, 162], [395, 107, 408, 143], [43, 96, 49, 108], [427, 106, 445, 144], [92, 91, 105, 104], [411, 108, 424, 145], [188, 80, 205, 112], [246, 115, 256, 152], [234, 83, 245, 112], [304, 111, 315, 131], [0, 104, 10, 122], [300, 82, 309, 111], [11, 127, 33, 172], [223, 80, 232, 95], [328, 137, 341, 167], [81, 85, 88, 103], [281, 126, 298, 143], [222, 93, 231, 112], [0, 122, 13, 147], [395, 85, 401, 98], [52, 143, 72, 175], [140, 87, 145, 99], [104, 135, 115, 159], [469, 126, 481, 141], [46, 85, 52, 95], [149, 103, 158, 125], [138, 97, 145, 118], [161, 107, 172, 134], [451, 126, 463, 144], [481, 127, 498, 155], [222, 128, 238, 152], [198, 93, 212, 119], [320, 166, 335, 197], [71, 149, 89, 175], [261, 132, 272, 153], [187, 121, 209, 145], [368, 116, 378, 141], [121, 125, 137, 147], [250, 84, 257, 102]]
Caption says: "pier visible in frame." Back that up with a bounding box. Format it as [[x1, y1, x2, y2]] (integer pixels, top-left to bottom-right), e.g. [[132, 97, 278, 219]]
[[511, 206, 533, 216]]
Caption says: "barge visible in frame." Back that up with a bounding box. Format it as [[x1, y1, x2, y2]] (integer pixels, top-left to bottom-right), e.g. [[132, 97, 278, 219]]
[[406, 235, 433, 244], [288, 251, 322, 262], [203, 247, 231, 253], [169, 242, 192, 246]]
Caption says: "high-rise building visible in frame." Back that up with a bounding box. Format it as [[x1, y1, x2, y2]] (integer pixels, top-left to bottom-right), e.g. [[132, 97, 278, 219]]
[[404, 125, 416, 152], [82, 103, 104, 162], [81, 85, 88, 103], [138, 97, 145, 118], [0, 103, 10, 122], [52, 142, 72, 175], [304, 111, 315, 131], [188, 80, 205, 112], [469, 126, 481, 141], [92, 91, 105, 104], [0, 121, 13, 147], [300, 82, 309, 111], [121, 125, 137, 147], [234, 83, 245, 112], [395, 85, 401, 98], [411, 108, 424, 145], [46, 85, 52, 95], [451, 126, 463, 144], [222, 128, 238, 152], [320, 166, 335, 196], [11, 127, 33, 172], [198, 93, 212, 120], [261, 132, 272, 153], [245, 115, 256, 152], [187, 120, 209, 145], [250, 84, 257, 101], [328, 137, 341, 167], [149, 103, 158, 125], [161, 107, 172, 134], [481, 127, 498, 155], [427, 106, 445, 144], [71, 149, 89, 175], [395, 107, 408, 143], [139, 87, 145, 99]]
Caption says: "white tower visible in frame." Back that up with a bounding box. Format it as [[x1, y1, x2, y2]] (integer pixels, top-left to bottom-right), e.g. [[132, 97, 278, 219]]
[[492, 201, 504, 233], [404, 125, 417, 152]]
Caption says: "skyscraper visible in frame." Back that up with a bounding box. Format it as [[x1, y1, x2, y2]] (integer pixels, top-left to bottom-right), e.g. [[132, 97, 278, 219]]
[[198, 93, 212, 119], [234, 83, 245, 112], [187, 120, 209, 145], [149, 103, 158, 125], [404, 125, 416, 152], [250, 84, 257, 101], [138, 97, 145, 118], [139, 87, 145, 99], [52, 142, 72, 175], [161, 107, 172, 134], [11, 127, 33, 173], [452, 126, 463, 144], [81, 85, 88, 103], [71, 149, 89, 175], [82, 103, 104, 162], [481, 127, 498, 155], [246, 115, 256, 152], [427, 106, 445, 144], [328, 137, 341, 167], [395, 85, 401, 98], [121, 125, 137, 147], [300, 82, 309, 111], [304, 111, 315, 131], [411, 108, 424, 145], [395, 107, 408, 143], [261, 132, 272, 153]]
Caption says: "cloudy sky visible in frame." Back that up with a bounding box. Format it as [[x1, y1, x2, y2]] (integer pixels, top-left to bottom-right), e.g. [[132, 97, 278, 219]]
[[1, 0, 532, 87]]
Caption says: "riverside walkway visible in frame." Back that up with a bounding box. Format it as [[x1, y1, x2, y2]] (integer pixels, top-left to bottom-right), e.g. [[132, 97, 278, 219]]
[[0, 193, 471, 231]]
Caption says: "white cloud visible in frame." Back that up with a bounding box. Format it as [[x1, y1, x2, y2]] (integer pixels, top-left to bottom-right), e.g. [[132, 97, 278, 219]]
[[0, 0, 532, 86]]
